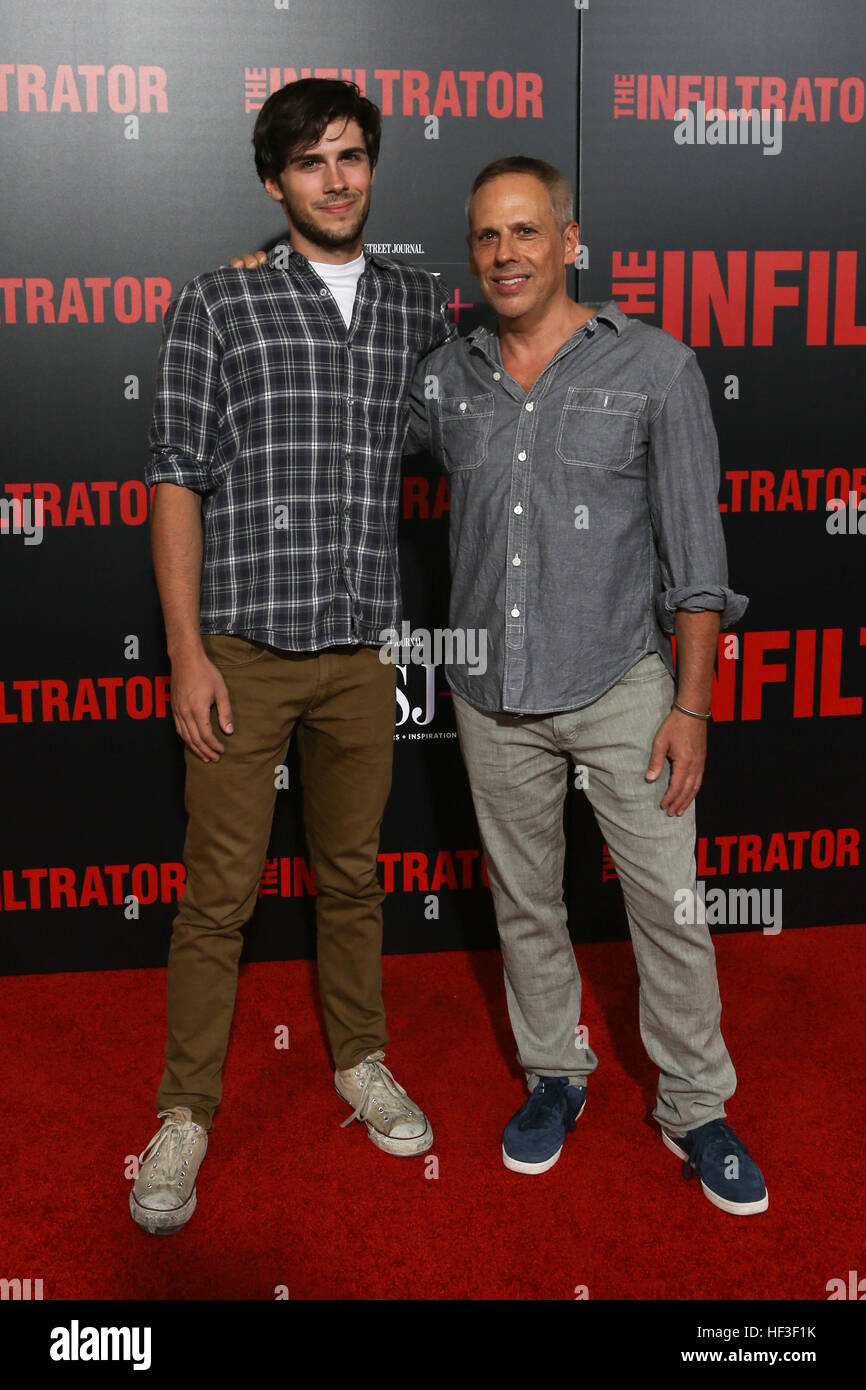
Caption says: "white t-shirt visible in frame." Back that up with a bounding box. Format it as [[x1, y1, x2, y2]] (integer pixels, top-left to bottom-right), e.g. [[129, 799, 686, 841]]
[[308, 251, 366, 327]]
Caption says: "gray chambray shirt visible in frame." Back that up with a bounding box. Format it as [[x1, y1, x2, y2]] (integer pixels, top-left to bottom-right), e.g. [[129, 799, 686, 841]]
[[405, 299, 748, 714]]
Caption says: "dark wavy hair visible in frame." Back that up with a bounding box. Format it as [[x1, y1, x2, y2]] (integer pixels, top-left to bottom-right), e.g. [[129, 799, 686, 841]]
[[253, 78, 382, 183]]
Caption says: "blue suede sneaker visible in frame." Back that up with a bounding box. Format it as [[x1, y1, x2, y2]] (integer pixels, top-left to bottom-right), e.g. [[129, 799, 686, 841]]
[[663, 1119, 768, 1215], [502, 1076, 587, 1174]]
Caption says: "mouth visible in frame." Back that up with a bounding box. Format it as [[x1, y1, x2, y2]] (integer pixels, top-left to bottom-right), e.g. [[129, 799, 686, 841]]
[[491, 273, 530, 293], [319, 200, 357, 215]]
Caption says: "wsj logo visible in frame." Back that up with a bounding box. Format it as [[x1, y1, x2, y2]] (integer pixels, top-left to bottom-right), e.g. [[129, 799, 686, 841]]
[[395, 662, 437, 728]]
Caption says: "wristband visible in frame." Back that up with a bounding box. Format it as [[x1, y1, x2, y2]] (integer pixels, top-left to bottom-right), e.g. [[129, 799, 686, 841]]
[[672, 700, 711, 721]]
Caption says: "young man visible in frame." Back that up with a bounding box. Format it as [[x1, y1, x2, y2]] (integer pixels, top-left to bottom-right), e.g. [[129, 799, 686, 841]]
[[134, 79, 455, 1235], [405, 157, 767, 1216]]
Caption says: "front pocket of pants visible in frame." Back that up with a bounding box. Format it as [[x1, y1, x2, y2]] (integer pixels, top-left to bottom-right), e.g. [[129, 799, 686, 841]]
[[618, 653, 669, 684], [201, 633, 269, 667], [555, 387, 647, 470], [437, 392, 494, 471]]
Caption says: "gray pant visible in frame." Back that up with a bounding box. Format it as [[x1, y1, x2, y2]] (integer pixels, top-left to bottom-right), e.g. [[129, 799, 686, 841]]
[[452, 653, 736, 1136]]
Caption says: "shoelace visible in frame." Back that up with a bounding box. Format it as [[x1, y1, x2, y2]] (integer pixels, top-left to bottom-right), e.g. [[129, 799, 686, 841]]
[[517, 1078, 577, 1132], [137, 1109, 197, 1186], [339, 1056, 417, 1129], [680, 1119, 742, 1182]]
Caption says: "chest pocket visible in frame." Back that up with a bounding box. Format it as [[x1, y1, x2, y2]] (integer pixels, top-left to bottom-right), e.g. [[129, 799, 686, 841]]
[[437, 392, 494, 472], [555, 387, 647, 470]]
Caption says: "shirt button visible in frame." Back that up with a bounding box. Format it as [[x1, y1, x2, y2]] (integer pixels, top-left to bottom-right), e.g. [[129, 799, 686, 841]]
[[319, 288, 328, 296], [512, 554, 521, 566], [511, 607, 520, 617], [514, 504, 523, 514], [492, 371, 501, 381], [524, 401, 534, 412], [517, 450, 527, 461], [459, 401, 467, 412]]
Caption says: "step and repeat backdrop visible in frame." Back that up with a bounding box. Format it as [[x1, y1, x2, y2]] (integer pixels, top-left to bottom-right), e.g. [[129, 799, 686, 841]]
[[573, 0, 864, 942], [0, 1, 861, 974]]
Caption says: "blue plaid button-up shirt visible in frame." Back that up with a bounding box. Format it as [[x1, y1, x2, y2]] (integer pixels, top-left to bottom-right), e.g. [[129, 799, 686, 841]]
[[147, 241, 455, 650]]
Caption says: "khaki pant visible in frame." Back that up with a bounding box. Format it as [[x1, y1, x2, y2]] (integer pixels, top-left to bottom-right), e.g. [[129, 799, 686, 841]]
[[156, 634, 397, 1130], [453, 654, 737, 1137]]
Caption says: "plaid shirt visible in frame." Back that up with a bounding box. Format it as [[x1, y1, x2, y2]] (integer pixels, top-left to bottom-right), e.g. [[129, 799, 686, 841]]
[[147, 241, 455, 650]]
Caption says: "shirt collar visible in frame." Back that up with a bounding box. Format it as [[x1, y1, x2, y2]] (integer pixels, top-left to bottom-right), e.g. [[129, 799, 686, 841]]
[[591, 300, 628, 333], [466, 299, 627, 351], [268, 239, 388, 272]]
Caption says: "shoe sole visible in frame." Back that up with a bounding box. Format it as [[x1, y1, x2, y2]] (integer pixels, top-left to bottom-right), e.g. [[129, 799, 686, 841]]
[[129, 1187, 197, 1235], [662, 1131, 769, 1215], [502, 1096, 587, 1174]]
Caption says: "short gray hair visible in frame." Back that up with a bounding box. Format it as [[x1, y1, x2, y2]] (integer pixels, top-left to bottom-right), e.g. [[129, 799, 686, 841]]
[[465, 156, 575, 233]]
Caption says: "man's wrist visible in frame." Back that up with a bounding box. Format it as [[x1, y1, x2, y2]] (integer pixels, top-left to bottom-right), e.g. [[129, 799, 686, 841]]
[[671, 698, 712, 721], [167, 632, 205, 661]]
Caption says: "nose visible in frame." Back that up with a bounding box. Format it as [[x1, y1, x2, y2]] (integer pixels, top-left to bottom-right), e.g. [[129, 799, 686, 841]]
[[493, 234, 518, 264], [322, 161, 350, 194]]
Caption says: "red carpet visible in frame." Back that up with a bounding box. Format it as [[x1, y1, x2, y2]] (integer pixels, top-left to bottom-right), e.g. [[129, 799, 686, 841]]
[[2, 924, 863, 1301]]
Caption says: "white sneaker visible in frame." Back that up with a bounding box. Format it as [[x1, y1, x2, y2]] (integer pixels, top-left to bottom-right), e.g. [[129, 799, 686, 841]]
[[129, 1107, 207, 1235], [335, 1050, 433, 1156]]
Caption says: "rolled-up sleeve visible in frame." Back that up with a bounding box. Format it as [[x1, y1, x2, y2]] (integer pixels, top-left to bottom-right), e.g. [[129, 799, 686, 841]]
[[647, 352, 748, 632], [146, 281, 220, 494]]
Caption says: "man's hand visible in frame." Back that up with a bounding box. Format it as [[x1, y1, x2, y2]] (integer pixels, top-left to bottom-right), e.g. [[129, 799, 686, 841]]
[[169, 647, 234, 762], [645, 708, 707, 816], [646, 607, 719, 814], [226, 250, 268, 270]]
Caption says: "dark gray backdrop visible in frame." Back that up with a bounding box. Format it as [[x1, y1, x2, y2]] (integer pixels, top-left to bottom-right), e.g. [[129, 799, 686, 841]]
[[0, 1, 861, 974]]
